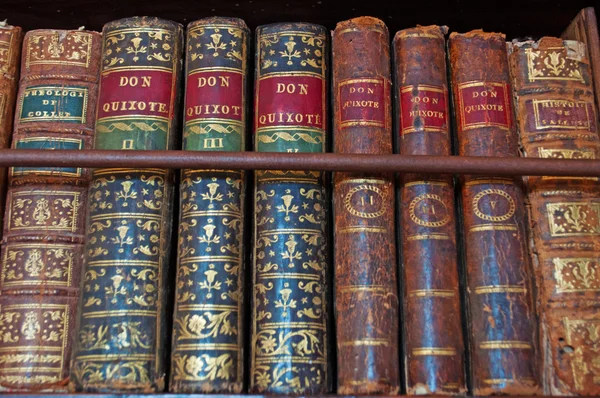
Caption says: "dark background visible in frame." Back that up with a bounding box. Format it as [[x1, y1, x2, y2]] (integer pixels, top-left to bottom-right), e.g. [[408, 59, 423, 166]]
[[0, 0, 597, 39]]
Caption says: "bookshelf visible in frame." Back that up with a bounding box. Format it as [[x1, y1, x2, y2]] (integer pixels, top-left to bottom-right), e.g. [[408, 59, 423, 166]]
[[0, 0, 598, 396]]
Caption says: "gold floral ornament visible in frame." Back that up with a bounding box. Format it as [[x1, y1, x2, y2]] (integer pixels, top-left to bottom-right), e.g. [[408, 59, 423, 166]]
[[105, 267, 127, 304], [206, 32, 227, 56], [563, 318, 600, 390], [198, 265, 222, 299], [554, 258, 600, 293], [24, 249, 44, 276], [33, 198, 51, 225], [113, 321, 150, 349], [47, 34, 64, 58], [198, 222, 220, 251], [274, 286, 297, 317], [112, 224, 134, 253], [126, 35, 147, 62], [201, 182, 223, 209], [115, 180, 137, 205], [282, 235, 301, 267], [280, 37, 301, 65], [172, 353, 234, 381], [277, 193, 299, 221], [175, 311, 237, 340], [526, 47, 584, 82], [0, 312, 20, 343], [544, 51, 566, 76], [21, 311, 41, 340]]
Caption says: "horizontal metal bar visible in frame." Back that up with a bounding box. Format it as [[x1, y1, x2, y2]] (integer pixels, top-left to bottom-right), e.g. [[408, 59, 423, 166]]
[[0, 149, 598, 177]]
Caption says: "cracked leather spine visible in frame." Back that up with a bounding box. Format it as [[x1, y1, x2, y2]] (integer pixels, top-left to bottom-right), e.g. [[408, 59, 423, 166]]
[[448, 30, 541, 395]]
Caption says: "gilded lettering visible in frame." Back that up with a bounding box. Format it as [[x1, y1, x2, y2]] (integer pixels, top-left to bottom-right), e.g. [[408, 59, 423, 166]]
[[203, 138, 224, 149], [258, 112, 321, 126], [276, 83, 308, 95], [101, 101, 169, 114], [118, 76, 152, 87]]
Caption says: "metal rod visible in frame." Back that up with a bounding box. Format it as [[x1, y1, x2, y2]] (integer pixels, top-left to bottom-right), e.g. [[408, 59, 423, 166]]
[[0, 149, 599, 177]]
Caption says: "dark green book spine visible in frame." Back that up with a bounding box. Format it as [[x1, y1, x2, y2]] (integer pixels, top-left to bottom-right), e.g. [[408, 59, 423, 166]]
[[169, 17, 249, 393], [250, 22, 330, 394], [70, 17, 183, 393]]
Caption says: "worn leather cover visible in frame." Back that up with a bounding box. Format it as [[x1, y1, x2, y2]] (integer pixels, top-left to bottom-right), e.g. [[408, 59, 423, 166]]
[[169, 17, 249, 393], [69, 17, 182, 393], [394, 25, 466, 395], [250, 22, 330, 394], [332, 17, 399, 395], [0, 24, 22, 238], [0, 29, 100, 391], [448, 30, 541, 395], [562, 8, 600, 116], [509, 37, 600, 395]]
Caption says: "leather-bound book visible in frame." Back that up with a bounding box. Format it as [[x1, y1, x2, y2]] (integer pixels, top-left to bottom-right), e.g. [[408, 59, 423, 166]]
[[0, 23, 22, 237], [394, 25, 466, 395], [332, 17, 399, 395], [169, 17, 249, 393], [509, 37, 600, 395], [0, 29, 101, 391], [562, 8, 600, 115], [250, 22, 330, 394], [69, 17, 182, 393], [448, 30, 541, 395]]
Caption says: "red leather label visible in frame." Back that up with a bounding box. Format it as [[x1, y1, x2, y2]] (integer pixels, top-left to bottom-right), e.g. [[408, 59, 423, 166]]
[[400, 85, 448, 134], [255, 75, 324, 129], [456, 81, 512, 131], [338, 78, 386, 128], [185, 70, 243, 122], [97, 70, 174, 119], [528, 99, 595, 131]]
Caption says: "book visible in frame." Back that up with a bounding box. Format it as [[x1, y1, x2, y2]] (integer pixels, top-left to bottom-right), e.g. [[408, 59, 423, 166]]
[[332, 17, 399, 395], [562, 8, 600, 115], [169, 17, 249, 393], [509, 37, 600, 395], [69, 17, 182, 393], [0, 28, 101, 391], [448, 30, 541, 395], [0, 23, 22, 238], [250, 22, 330, 394], [394, 25, 466, 395]]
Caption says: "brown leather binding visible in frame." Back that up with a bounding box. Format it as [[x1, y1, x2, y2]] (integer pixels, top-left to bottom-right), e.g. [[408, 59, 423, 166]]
[[394, 25, 466, 395], [0, 24, 22, 239], [449, 30, 541, 395], [509, 36, 600, 396], [0, 29, 101, 391], [332, 16, 400, 395], [562, 8, 600, 116]]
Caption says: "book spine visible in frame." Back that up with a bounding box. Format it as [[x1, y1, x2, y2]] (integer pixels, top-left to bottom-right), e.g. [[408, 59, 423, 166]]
[[561, 8, 600, 117], [0, 29, 101, 391], [394, 25, 466, 395], [448, 30, 541, 395], [0, 25, 22, 239], [509, 37, 600, 395], [332, 17, 399, 395], [70, 17, 182, 393], [250, 22, 329, 394], [169, 17, 249, 393]]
